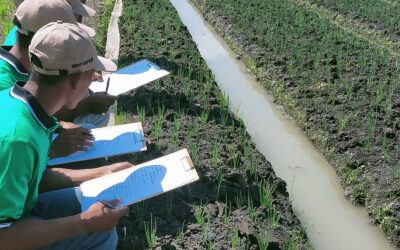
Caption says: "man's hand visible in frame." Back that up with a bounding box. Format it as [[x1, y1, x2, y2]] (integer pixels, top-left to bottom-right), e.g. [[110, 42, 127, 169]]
[[80, 200, 129, 233], [49, 127, 95, 159], [59, 121, 81, 130], [83, 93, 117, 114]]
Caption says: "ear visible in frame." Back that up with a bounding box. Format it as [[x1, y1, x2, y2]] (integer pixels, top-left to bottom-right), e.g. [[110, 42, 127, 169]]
[[68, 72, 83, 90]]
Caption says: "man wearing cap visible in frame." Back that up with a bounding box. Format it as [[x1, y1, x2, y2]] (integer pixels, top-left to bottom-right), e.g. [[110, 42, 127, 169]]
[[0, 22, 130, 249], [1, 0, 116, 128], [0, 0, 96, 90], [0, 0, 117, 158], [3, 0, 93, 48]]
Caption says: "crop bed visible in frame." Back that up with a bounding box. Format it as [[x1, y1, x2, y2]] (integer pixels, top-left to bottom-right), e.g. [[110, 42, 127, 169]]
[[307, 0, 400, 42], [192, 0, 400, 246], [90, 0, 312, 249]]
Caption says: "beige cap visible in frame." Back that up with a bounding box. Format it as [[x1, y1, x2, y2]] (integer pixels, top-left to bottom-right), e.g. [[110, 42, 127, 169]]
[[29, 22, 116, 76], [13, 0, 24, 7], [66, 0, 95, 17], [15, 0, 95, 37]]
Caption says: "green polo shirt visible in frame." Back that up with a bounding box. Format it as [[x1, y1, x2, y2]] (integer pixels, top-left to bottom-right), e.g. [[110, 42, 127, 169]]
[[0, 47, 29, 91], [3, 26, 17, 48], [0, 84, 58, 223]]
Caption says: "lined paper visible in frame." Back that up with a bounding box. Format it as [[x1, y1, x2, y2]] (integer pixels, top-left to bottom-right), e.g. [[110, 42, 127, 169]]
[[80, 149, 199, 211], [48, 123, 146, 165], [89, 59, 170, 96]]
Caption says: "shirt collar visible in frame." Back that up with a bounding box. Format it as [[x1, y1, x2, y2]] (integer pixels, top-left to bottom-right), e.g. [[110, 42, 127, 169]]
[[10, 83, 59, 131], [0, 46, 29, 76]]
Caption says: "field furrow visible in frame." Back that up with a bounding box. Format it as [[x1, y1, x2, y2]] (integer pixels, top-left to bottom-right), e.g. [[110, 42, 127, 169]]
[[307, 0, 400, 39], [91, 0, 312, 248], [192, 0, 400, 246]]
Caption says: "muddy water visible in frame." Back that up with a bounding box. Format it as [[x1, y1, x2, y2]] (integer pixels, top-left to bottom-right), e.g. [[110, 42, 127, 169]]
[[170, 0, 396, 249]]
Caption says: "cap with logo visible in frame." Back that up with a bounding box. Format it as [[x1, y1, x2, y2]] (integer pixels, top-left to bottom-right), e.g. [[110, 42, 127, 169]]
[[29, 22, 116, 76], [14, 0, 95, 37], [66, 0, 95, 17]]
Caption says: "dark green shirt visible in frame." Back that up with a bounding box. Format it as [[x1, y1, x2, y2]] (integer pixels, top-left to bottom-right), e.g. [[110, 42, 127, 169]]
[[0, 84, 58, 223], [0, 47, 29, 91]]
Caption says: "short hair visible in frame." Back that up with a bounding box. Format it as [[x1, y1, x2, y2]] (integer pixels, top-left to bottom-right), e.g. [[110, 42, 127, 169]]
[[30, 54, 71, 85], [13, 17, 35, 49]]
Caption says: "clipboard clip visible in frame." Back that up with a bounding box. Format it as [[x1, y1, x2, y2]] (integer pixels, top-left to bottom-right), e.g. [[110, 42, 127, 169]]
[[181, 156, 195, 172], [133, 129, 145, 143]]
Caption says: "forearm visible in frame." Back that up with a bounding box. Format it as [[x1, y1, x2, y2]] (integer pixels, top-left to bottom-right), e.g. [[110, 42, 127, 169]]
[[40, 167, 107, 192], [0, 215, 86, 250]]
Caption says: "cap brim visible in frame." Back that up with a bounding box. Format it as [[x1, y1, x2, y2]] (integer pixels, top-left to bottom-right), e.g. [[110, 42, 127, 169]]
[[95, 56, 117, 72], [13, 0, 24, 7], [72, 3, 96, 17], [78, 23, 95, 37]]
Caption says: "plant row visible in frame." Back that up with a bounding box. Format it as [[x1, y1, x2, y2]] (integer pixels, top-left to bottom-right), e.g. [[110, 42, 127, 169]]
[[98, 0, 312, 248], [193, 0, 400, 246], [307, 0, 400, 37]]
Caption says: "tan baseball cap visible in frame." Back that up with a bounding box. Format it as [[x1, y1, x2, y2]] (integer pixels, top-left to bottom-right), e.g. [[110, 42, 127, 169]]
[[66, 0, 95, 17], [15, 0, 95, 37], [29, 22, 116, 76], [13, 0, 24, 7]]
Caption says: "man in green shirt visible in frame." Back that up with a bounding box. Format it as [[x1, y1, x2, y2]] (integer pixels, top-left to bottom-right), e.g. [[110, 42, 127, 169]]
[[0, 21, 131, 249], [4, 0, 116, 128], [0, 0, 98, 159]]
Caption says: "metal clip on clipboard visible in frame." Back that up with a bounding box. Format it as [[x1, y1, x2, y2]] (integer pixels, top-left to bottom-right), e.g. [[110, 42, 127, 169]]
[[133, 129, 145, 145], [181, 156, 195, 172]]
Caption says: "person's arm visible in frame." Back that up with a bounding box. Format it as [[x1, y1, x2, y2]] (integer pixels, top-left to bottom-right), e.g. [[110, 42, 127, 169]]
[[40, 162, 133, 192], [0, 201, 128, 250], [49, 124, 94, 159], [55, 93, 117, 122]]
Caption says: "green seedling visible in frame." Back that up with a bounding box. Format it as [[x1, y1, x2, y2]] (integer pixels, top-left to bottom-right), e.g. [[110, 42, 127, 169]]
[[144, 214, 157, 248], [393, 166, 400, 180], [229, 229, 240, 248], [267, 205, 281, 230], [137, 104, 146, 124], [258, 180, 276, 208], [216, 166, 224, 197], [235, 191, 245, 208], [133, 201, 148, 222], [189, 141, 200, 164], [285, 229, 304, 250], [257, 231, 269, 250], [194, 203, 207, 225], [176, 221, 186, 246], [247, 194, 257, 222], [166, 193, 174, 219], [223, 198, 231, 224]]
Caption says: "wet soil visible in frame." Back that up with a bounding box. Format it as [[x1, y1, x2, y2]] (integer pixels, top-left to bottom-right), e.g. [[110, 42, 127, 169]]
[[90, 0, 312, 249], [192, 0, 400, 246]]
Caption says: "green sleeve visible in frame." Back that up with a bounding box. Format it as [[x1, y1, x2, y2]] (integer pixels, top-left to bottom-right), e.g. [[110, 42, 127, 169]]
[[0, 140, 38, 222]]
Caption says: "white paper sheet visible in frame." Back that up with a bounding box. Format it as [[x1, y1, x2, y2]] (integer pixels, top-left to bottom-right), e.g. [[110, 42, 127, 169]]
[[48, 123, 146, 166], [79, 149, 199, 211], [89, 59, 170, 96]]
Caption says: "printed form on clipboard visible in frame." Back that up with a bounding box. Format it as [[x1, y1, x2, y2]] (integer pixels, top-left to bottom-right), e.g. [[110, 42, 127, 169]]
[[79, 149, 199, 212], [47, 123, 146, 166], [89, 59, 170, 96]]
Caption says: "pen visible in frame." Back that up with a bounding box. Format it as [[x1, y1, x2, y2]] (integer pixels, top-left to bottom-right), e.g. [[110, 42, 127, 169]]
[[97, 199, 116, 209], [105, 77, 110, 95]]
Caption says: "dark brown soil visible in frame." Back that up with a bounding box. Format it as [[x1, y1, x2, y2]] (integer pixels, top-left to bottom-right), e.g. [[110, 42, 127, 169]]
[[191, 0, 400, 246], [88, 0, 312, 249]]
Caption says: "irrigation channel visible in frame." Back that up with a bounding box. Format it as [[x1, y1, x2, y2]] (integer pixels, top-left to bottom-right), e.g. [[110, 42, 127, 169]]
[[169, 0, 397, 249]]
